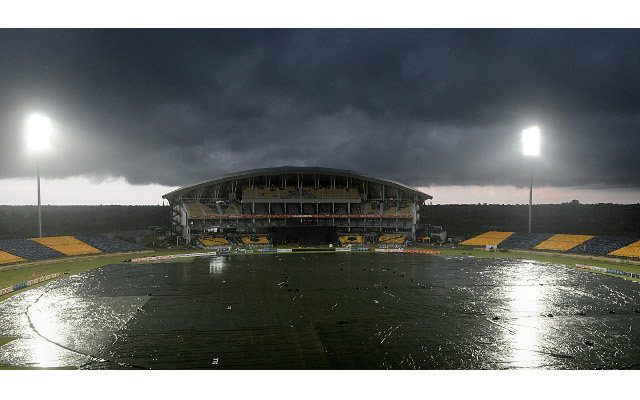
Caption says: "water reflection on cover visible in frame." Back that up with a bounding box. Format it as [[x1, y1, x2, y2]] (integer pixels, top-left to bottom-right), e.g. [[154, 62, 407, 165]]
[[0, 254, 639, 369]]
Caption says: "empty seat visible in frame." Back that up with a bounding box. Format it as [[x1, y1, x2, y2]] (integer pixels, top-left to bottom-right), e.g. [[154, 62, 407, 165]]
[[609, 240, 640, 258], [77, 235, 146, 252], [0, 251, 26, 265], [460, 231, 515, 246], [184, 202, 205, 218], [568, 236, 637, 255], [534, 234, 594, 251], [0, 239, 66, 261], [32, 236, 102, 256], [497, 232, 553, 250]]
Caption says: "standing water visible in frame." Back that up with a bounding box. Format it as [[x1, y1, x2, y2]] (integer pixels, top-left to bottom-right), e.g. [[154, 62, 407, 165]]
[[1, 253, 639, 369]]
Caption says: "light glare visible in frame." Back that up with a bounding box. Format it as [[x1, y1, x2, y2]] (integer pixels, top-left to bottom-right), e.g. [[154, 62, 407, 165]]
[[522, 127, 540, 156], [26, 114, 52, 151]]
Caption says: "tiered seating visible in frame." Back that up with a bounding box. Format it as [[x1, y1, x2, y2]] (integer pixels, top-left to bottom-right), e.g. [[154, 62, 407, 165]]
[[242, 203, 253, 214], [497, 232, 553, 249], [185, 202, 205, 218], [199, 237, 230, 246], [304, 188, 323, 198], [241, 236, 270, 245], [568, 236, 637, 256], [323, 188, 345, 198], [351, 204, 361, 214], [302, 203, 315, 214], [397, 205, 412, 215], [287, 204, 300, 214], [318, 203, 331, 214], [76, 235, 146, 252], [31, 236, 102, 256], [534, 234, 594, 252], [460, 231, 514, 246], [0, 251, 26, 265], [281, 187, 299, 198], [346, 188, 360, 198], [365, 203, 379, 214], [242, 187, 259, 199], [0, 239, 66, 261], [257, 188, 280, 199], [271, 203, 284, 214], [384, 206, 398, 215], [222, 204, 240, 215], [378, 235, 406, 244], [609, 240, 640, 258], [338, 235, 365, 244], [201, 204, 218, 216]]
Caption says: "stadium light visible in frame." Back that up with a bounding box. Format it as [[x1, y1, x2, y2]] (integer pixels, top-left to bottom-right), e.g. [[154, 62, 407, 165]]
[[522, 127, 540, 233], [26, 114, 52, 238], [522, 127, 540, 156]]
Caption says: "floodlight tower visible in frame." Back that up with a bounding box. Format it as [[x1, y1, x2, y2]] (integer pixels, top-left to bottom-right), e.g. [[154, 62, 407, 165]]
[[522, 127, 540, 233], [26, 114, 52, 238]]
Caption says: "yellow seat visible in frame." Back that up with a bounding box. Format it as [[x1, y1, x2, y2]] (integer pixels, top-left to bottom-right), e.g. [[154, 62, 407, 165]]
[[241, 236, 270, 245], [609, 240, 640, 258], [0, 251, 26, 264], [534, 234, 594, 251], [199, 237, 230, 246], [378, 235, 406, 244], [460, 231, 514, 246], [31, 236, 102, 256], [338, 235, 364, 244]]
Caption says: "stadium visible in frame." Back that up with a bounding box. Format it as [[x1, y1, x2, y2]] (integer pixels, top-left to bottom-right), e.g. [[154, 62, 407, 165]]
[[2, 167, 640, 371], [162, 166, 432, 247]]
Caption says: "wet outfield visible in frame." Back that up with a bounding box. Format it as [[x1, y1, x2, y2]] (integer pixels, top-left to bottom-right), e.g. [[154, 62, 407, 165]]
[[1, 252, 639, 369]]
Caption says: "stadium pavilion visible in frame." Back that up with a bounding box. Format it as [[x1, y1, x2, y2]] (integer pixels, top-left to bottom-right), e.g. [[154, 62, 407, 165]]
[[162, 166, 432, 247]]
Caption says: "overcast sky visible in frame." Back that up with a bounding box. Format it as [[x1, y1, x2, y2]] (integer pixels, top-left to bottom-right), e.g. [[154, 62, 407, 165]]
[[1, 10, 639, 205]]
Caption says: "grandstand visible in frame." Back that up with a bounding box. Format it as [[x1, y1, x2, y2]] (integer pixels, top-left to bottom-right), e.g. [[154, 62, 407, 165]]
[[460, 231, 514, 246], [533, 234, 594, 252], [31, 236, 102, 256], [0, 251, 26, 265], [163, 167, 431, 245], [461, 231, 640, 259], [609, 240, 640, 258], [0, 235, 145, 265]]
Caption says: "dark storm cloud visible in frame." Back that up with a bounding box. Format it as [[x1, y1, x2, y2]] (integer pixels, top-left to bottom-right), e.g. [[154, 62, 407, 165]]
[[1, 28, 639, 190]]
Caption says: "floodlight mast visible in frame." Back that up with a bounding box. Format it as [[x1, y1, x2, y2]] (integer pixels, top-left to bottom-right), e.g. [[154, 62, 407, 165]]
[[522, 127, 540, 233], [27, 114, 51, 238]]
